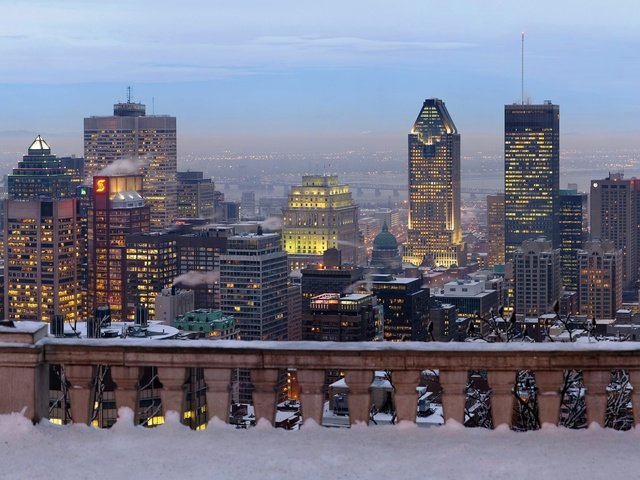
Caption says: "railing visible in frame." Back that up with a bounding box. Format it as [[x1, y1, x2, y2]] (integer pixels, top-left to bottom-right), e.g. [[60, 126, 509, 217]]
[[3, 323, 640, 429]]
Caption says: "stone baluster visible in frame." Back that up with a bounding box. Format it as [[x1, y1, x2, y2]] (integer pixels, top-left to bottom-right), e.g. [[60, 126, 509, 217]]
[[344, 370, 371, 425], [203, 368, 231, 423], [535, 370, 563, 426], [110, 366, 140, 425], [392, 371, 420, 424], [439, 370, 467, 425], [629, 369, 640, 426], [251, 368, 279, 425], [583, 370, 610, 427], [296, 369, 325, 426], [157, 367, 187, 417], [488, 370, 514, 428], [63, 364, 94, 425]]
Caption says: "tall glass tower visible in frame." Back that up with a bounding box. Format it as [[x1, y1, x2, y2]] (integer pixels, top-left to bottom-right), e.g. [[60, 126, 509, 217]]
[[405, 98, 464, 267], [504, 102, 560, 263]]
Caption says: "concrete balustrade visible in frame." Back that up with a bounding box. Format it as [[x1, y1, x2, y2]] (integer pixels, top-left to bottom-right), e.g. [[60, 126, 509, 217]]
[[2, 326, 640, 430]]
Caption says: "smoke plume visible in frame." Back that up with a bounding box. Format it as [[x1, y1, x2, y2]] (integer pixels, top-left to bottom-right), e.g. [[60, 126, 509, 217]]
[[173, 270, 219, 287]]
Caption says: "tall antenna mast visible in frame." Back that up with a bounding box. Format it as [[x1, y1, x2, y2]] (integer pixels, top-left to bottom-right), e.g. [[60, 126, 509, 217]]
[[127, 86, 132, 103], [521, 32, 525, 105]]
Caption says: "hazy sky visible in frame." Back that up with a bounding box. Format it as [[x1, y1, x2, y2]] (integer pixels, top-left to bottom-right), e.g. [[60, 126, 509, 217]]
[[1, 0, 639, 157]]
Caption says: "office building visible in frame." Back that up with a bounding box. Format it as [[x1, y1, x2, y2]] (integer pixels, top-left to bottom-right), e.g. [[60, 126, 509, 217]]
[[370, 274, 430, 341], [7, 136, 74, 200], [590, 174, 639, 289], [282, 174, 360, 271], [176, 171, 215, 219], [4, 199, 80, 322], [174, 309, 238, 339], [405, 98, 464, 268], [432, 279, 499, 321], [302, 293, 382, 342], [514, 238, 561, 318], [241, 191, 256, 219], [154, 287, 195, 325], [219, 232, 288, 340], [578, 240, 622, 320], [88, 174, 150, 320], [84, 97, 177, 230], [125, 232, 178, 320], [559, 189, 588, 291], [504, 102, 560, 262], [486, 194, 505, 267]]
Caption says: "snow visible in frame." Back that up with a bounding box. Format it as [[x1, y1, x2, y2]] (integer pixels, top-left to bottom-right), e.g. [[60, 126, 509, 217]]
[[2, 409, 639, 480]]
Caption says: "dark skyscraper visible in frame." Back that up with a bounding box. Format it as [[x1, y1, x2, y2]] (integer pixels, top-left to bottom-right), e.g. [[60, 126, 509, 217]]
[[558, 189, 587, 291], [504, 102, 560, 263], [405, 98, 464, 268]]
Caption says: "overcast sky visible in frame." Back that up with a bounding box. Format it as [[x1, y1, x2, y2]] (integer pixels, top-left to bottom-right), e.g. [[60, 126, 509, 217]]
[[1, 0, 639, 156]]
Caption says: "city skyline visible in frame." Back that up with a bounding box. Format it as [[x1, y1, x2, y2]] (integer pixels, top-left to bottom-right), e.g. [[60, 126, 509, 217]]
[[0, 1, 639, 157]]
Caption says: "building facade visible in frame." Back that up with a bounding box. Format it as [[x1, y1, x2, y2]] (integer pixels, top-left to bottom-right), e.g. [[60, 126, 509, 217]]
[[578, 240, 622, 320], [504, 102, 560, 262], [486, 193, 505, 267], [84, 99, 177, 230], [282, 175, 360, 271], [590, 174, 639, 289], [176, 171, 215, 219], [405, 98, 464, 268], [514, 238, 561, 318], [88, 174, 150, 320], [559, 189, 588, 291]]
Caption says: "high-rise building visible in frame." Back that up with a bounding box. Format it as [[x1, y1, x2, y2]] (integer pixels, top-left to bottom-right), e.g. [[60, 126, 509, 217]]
[[176, 171, 215, 219], [282, 174, 360, 271], [486, 194, 505, 267], [88, 174, 150, 320], [241, 191, 256, 219], [219, 232, 288, 340], [405, 98, 464, 268], [7, 136, 74, 200], [504, 102, 560, 262], [84, 98, 177, 230], [4, 137, 80, 323], [4, 199, 80, 322], [590, 174, 639, 289], [370, 274, 430, 341], [126, 232, 178, 320], [577, 240, 622, 320], [514, 238, 561, 318], [559, 189, 588, 291]]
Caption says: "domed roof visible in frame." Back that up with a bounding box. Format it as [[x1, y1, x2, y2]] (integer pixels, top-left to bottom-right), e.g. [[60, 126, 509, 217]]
[[373, 222, 398, 250]]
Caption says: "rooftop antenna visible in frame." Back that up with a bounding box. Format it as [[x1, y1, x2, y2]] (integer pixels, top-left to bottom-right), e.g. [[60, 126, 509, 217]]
[[127, 86, 132, 103], [521, 32, 525, 105], [152, 96, 155, 114]]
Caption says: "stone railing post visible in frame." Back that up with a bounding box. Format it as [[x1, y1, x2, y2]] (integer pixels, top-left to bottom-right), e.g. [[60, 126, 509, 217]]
[[157, 367, 187, 417], [488, 370, 514, 428], [439, 370, 467, 425], [64, 364, 94, 425], [629, 369, 640, 426], [203, 368, 232, 423], [583, 370, 610, 427], [251, 368, 279, 425], [345, 370, 371, 425], [297, 369, 325, 426], [110, 366, 140, 424], [535, 370, 563, 426], [392, 371, 420, 424]]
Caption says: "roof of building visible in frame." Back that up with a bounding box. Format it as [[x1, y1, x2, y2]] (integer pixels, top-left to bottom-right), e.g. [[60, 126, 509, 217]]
[[373, 222, 398, 250], [27, 135, 51, 154]]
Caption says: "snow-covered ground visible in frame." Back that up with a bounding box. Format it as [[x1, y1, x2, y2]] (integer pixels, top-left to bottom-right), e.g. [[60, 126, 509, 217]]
[[1, 409, 639, 480]]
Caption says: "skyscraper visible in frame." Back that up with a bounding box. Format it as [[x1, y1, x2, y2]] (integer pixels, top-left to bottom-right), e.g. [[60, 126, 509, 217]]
[[405, 98, 464, 268], [88, 174, 150, 320], [578, 240, 622, 320], [559, 189, 587, 291], [590, 174, 639, 289], [514, 238, 561, 318], [8, 136, 74, 200], [282, 174, 360, 271], [504, 102, 560, 263], [176, 171, 215, 219], [4, 137, 80, 323], [84, 97, 177, 230], [486, 194, 505, 267]]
